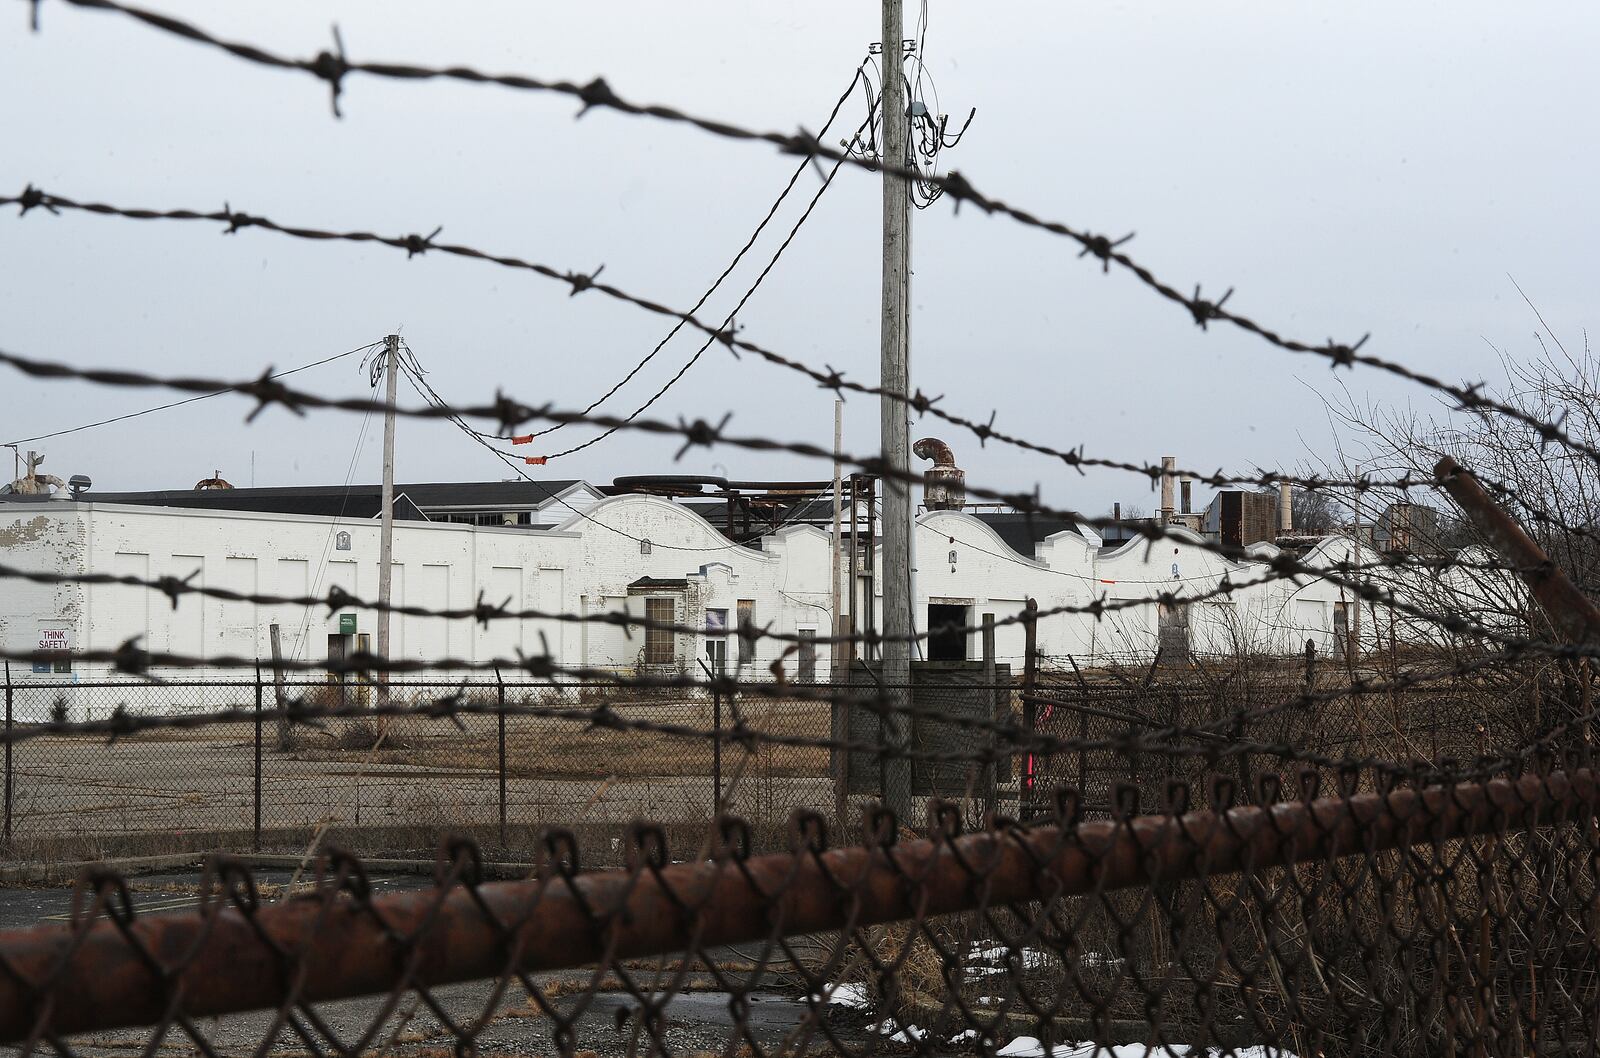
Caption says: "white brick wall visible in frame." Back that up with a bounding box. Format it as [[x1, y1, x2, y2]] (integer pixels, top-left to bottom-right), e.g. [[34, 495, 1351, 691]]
[[0, 495, 1468, 706]]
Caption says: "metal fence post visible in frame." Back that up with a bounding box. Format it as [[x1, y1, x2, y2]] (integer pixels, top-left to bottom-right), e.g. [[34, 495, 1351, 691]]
[[3, 661, 11, 849], [269, 623, 291, 751], [253, 662, 263, 852], [496, 668, 507, 849], [1021, 598, 1039, 819], [982, 614, 997, 820], [713, 680, 723, 814], [698, 659, 724, 817]]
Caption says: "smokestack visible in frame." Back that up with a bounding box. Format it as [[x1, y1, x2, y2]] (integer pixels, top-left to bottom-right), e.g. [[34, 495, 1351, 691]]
[[1159, 456, 1176, 523], [1180, 478, 1192, 515], [1113, 501, 1121, 522], [1278, 483, 1294, 535]]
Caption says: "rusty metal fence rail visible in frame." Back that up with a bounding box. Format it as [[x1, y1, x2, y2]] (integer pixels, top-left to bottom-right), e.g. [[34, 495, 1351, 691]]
[[0, 765, 1594, 1057]]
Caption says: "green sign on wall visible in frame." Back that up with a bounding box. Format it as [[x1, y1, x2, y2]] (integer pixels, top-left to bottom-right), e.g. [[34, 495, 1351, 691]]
[[339, 613, 357, 635]]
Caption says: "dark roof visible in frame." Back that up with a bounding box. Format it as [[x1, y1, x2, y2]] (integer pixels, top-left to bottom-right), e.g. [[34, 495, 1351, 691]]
[[681, 496, 834, 526], [79, 480, 584, 519], [972, 512, 1084, 557], [629, 577, 689, 589], [676, 501, 1085, 556]]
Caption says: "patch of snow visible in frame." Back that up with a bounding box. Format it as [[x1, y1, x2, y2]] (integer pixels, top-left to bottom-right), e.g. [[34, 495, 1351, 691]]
[[966, 943, 1047, 970], [1079, 951, 1126, 970], [876, 1019, 928, 1043], [997, 1040, 1297, 1058], [823, 982, 869, 1008]]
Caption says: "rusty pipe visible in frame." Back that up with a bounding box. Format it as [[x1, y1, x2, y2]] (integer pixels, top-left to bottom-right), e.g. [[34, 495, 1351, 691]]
[[911, 437, 956, 468], [0, 768, 1594, 1041], [1435, 456, 1600, 645], [913, 437, 964, 510]]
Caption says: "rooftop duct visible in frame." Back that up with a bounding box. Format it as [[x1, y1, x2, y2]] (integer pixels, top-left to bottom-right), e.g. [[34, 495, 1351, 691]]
[[913, 437, 965, 511]]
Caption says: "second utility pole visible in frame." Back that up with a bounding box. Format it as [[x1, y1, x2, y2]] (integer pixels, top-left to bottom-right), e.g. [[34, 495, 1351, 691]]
[[879, 0, 913, 820], [375, 333, 399, 706]]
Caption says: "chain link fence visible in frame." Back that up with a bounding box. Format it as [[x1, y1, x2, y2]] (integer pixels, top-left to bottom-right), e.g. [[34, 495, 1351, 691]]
[[4, 675, 1002, 862]]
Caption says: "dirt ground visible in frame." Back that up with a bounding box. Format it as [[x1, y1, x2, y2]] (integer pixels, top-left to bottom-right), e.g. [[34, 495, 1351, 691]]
[[5, 702, 835, 861]]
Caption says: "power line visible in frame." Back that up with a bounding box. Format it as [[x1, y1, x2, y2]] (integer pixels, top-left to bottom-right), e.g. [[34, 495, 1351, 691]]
[[537, 103, 874, 461], [1, 339, 382, 447], [395, 341, 761, 554], [0, 341, 1545, 656], [512, 63, 868, 447], [18, 0, 1396, 458]]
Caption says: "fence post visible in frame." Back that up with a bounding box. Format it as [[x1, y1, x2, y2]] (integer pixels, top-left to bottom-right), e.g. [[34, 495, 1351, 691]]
[[981, 614, 997, 820], [1068, 654, 1090, 806], [269, 623, 291, 751], [713, 679, 723, 814], [496, 668, 507, 849], [3, 660, 11, 849], [253, 661, 263, 852], [698, 659, 724, 817], [1021, 597, 1038, 819]]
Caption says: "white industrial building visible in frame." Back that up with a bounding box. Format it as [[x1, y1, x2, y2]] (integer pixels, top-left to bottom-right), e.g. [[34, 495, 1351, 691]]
[[0, 469, 1417, 706]]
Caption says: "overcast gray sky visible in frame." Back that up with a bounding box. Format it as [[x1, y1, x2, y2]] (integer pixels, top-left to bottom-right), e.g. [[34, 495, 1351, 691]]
[[3, 1, 1595, 516]]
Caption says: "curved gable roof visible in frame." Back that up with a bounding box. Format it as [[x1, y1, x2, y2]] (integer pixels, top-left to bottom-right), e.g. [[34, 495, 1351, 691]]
[[918, 509, 1049, 566], [1097, 524, 1254, 575], [560, 493, 774, 561]]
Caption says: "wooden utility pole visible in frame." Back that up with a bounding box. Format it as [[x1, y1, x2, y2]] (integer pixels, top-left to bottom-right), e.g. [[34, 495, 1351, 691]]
[[375, 334, 400, 704], [879, 0, 913, 819]]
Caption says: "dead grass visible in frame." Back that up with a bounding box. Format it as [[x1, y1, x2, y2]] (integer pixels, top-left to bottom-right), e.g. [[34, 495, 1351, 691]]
[[304, 698, 832, 780]]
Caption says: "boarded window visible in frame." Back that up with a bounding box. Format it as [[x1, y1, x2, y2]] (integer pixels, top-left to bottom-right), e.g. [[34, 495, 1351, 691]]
[[736, 600, 755, 664], [1157, 601, 1191, 663], [798, 628, 817, 682], [644, 598, 675, 664]]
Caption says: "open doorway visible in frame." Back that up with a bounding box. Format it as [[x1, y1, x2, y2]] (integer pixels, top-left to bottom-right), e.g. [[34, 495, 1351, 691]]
[[927, 603, 969, 662]]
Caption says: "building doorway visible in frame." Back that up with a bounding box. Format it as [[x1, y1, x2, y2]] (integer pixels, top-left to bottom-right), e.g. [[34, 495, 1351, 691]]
[[927, 604, 969, 663], [327, 632, 372, 705], [705, 638, 727, 674]]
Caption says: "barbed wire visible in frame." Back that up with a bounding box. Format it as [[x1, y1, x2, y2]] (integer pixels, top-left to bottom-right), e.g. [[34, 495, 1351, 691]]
[[537, 110, 874, 461], [21, 2, 1600, 480], [0, 7, 1583, 791], [11, 184, 1597, 490], [9, 6, 1600, 1055], [0, 547, 1552, 669], [0, 341, 1572, 667], [0, 641, 1572, 790], [521, 64, 867, 454]]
